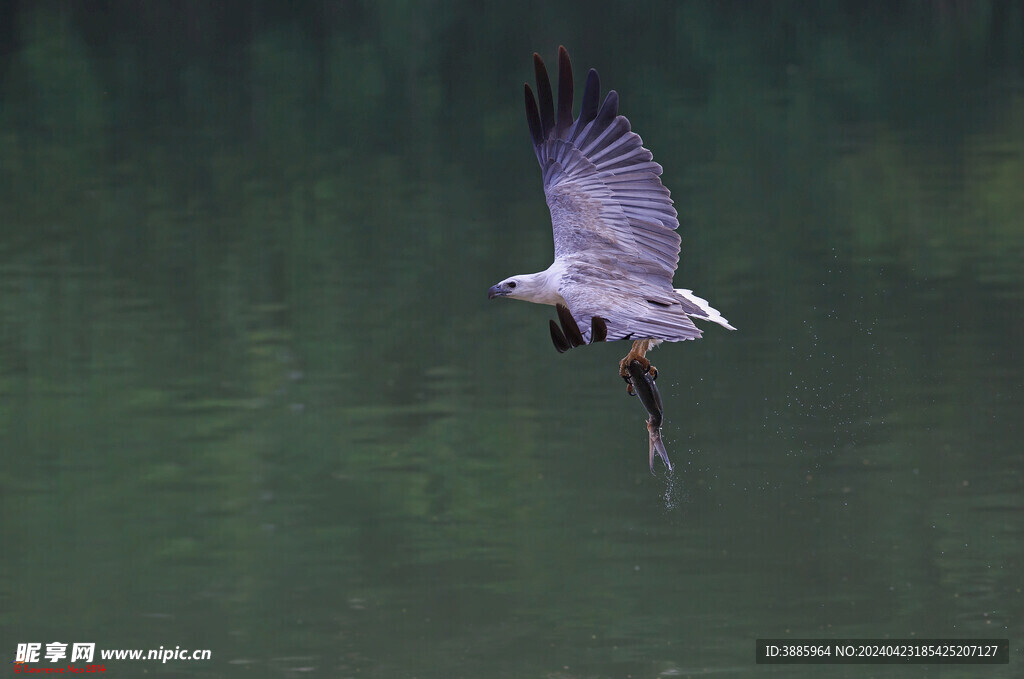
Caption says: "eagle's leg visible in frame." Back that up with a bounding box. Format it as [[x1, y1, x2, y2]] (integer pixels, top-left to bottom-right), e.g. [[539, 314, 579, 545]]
[[619, 339, 659, 387]]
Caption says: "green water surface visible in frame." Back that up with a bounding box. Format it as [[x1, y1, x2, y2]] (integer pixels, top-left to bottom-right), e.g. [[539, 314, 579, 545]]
[[2, 3, 1022, 677]]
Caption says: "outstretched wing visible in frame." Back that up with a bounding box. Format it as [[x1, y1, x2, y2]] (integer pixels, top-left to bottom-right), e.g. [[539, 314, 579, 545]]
[[558, 258, 703, 344], [525, 46, 681, 291]]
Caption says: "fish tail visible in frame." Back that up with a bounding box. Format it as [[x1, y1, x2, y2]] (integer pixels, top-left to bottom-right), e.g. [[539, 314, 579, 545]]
[[648, 421, 672, 473]]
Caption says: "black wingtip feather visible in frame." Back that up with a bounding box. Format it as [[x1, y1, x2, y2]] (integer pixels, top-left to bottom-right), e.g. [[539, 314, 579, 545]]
[[596, 90, 619, 126], [582, 70, 600, 116], [549, 320, 570, 353], [570, 68, 601, 141], [556, 303, 585, 348], [591, 316, 608, 343], [533, 53, 555, 139], [524, 84, 542, 147], [556, 46, 573, 138]]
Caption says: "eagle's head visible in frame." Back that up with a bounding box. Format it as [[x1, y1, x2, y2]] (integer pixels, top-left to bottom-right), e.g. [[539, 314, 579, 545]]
[[487, 277, 524, 300], [488, 267, 566, 306]]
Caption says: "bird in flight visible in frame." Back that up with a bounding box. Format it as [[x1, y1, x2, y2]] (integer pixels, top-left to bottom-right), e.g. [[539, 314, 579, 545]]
[[488, 46, 734, 382]]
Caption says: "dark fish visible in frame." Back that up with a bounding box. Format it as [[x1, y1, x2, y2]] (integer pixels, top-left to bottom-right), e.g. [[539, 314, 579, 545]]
[[626, 359, 672, 473]]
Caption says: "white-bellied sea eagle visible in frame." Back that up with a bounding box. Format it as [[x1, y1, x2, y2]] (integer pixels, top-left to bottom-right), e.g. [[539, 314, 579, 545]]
[[488, 46, 734, 380]]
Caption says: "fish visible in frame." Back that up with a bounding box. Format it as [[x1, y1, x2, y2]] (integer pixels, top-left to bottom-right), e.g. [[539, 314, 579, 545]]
[[626, 359, 673, 473]]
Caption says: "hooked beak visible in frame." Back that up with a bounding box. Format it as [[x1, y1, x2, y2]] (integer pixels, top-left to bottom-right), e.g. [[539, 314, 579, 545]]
[[487, 284, 506, 300]]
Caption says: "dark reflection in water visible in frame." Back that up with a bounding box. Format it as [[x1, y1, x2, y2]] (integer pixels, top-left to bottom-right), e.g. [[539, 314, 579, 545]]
[[2, 3, 1022, 677]]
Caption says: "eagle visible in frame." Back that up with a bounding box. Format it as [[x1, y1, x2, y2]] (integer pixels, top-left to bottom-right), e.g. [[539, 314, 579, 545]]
[[488, 46, 734, 380]]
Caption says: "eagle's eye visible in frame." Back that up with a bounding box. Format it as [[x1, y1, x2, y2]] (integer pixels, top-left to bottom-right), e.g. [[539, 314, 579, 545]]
[[507, 281, 517, 289]]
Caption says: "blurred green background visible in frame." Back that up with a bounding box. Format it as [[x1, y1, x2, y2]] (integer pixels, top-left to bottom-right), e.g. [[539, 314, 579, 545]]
[[1, 1, 1022, 677]]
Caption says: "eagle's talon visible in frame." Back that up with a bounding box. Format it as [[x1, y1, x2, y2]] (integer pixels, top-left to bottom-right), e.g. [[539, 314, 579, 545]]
[[626, 383, 635, 396], [619, 360, 632, 382], [619, 350, 650, 382], [648, 365, 658, 380]]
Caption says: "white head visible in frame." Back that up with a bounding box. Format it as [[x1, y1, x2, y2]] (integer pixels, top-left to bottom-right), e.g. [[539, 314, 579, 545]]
[[487, 268, 564, 306], [487, 275, 533, 301]]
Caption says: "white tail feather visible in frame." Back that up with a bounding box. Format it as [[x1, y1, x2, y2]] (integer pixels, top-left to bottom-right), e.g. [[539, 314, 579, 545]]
[[675, 289, 736, 330]]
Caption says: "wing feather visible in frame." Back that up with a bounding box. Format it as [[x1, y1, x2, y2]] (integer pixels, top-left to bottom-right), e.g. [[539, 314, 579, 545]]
[[578, 108, 626, 156], [558, 275, 703, 345], [569, 69, 601, 143], [524, 84, 543, 151], [533, 53, 555, 139], [525, 48, 720, 343], [556, 45, 574, 138]]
